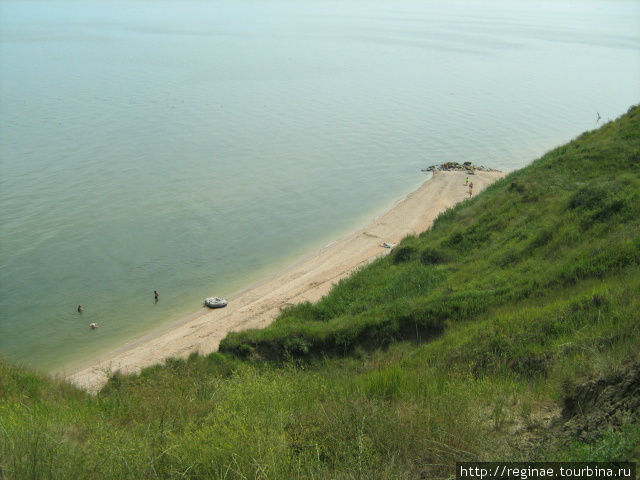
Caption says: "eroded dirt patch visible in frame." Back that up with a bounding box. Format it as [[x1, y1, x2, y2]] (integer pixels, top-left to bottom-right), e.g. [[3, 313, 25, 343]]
[[561, 362, 640, 442]]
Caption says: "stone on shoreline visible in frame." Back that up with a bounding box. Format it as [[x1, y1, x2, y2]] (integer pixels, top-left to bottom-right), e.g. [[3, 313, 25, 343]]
[[421, 161, 500, 173]]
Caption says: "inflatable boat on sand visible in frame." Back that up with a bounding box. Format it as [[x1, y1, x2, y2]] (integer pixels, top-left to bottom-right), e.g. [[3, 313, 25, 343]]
[[204, 297, 228, 309]]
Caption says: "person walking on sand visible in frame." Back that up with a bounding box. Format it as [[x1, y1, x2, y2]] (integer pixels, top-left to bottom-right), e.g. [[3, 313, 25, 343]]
[[465, 177, 469, 185], [469, 187, 473, 197]]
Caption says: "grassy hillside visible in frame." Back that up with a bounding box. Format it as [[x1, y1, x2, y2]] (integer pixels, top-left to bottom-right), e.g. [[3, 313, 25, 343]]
[[1, 106, 639, 479]]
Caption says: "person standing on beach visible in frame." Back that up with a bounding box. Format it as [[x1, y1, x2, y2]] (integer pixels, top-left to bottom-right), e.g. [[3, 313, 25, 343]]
[[465, 177, 469, 185]]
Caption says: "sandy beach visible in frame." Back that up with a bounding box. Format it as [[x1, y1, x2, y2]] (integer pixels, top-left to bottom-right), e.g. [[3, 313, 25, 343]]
[[65, 170, 505, 393]]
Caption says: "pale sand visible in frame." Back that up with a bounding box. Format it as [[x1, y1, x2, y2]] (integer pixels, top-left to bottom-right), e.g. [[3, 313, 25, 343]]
[[65, 170, 505, 393]]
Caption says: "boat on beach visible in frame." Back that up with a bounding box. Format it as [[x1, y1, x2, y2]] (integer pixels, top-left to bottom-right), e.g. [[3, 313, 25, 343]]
[[204, 297, 227, 309]]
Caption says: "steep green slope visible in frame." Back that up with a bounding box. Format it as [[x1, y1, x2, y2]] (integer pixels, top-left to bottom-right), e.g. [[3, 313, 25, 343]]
[[220, 106, 640, 362], [1, 106, 639, 479]]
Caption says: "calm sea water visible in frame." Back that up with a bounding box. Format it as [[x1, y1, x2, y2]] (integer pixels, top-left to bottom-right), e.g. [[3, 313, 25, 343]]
[[1, 0, 638, 372]]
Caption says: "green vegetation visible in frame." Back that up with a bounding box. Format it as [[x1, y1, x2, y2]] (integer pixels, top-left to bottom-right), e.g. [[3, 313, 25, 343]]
[[2, 106, 639, 478]]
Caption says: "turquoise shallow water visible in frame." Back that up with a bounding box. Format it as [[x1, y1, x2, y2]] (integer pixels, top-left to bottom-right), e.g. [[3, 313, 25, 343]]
[[1, 0, 639, 372]]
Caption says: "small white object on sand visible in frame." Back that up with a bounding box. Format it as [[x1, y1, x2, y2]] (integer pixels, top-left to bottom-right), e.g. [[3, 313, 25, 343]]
[[204, 297, 228, 309]]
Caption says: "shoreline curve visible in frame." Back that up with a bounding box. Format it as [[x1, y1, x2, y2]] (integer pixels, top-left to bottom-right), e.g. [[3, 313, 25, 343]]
[[64, 169, 506, 393]]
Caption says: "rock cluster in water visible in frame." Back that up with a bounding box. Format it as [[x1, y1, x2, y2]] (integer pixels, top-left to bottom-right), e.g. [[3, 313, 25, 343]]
[[421, 161, 500, 173]]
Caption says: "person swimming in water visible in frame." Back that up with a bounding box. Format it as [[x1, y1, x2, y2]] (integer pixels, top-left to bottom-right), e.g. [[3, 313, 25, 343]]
[[77, 305, 83, 313], [89, 322, 98, 329]]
